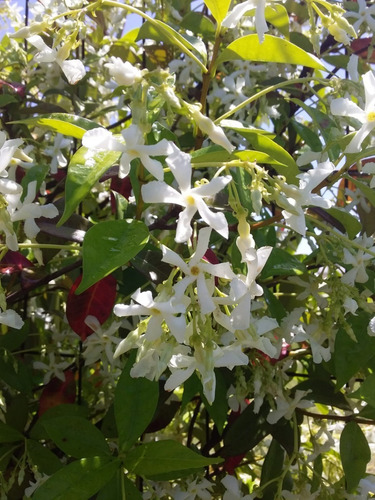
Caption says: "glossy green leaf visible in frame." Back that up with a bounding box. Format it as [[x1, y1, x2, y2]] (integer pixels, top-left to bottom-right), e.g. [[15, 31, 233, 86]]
[[265, 4, 290, 39], [30, 404, 89, 441], [137, 20, 207, 64], [58, 146, 121, 226], [261, 248, 306, 279], [180, 12, 216, 38], [33, 456, 120, 500], [191, 145, 234, 164], [0, 421, 23, 443], [97, 473, 143, 500], [325, 207, 361, 239], [224, 125, 299, 182], [235, 149, 287, 166], [345, 175, 375, 208], [290, 119, 322, 152], [334, 313, 375, 388], [216, 35, 325, 70], [340, 422, 371, 492], [260, 439, 285, 500], [77, 219, 149, 293], [124, 440, 222, 479], [43, 416, 111, 458], [348, 373, 375, 407], [9, 113, 100, 139], [27, 439, 63, 475], [203, 0, 231, 24], [114, 352, 159, 452]]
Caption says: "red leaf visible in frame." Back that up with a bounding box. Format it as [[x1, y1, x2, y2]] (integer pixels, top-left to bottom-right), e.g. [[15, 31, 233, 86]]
[[351, 38, 375, 62], [66, 274, 117, 340], [38, 370, 76, 416], [0, 251, 34, 275]]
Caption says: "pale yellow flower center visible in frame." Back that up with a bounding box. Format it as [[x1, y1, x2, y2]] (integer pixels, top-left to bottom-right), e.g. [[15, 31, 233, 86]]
[[185, 195, 195, 205], [151, 307, 161, 315], [368, 111, 375, 122], [191, 266, 200, 276]]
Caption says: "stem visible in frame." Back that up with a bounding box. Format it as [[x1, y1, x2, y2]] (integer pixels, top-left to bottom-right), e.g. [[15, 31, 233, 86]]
[[298, 408, 375, 425], [214, 77, 327, 124]]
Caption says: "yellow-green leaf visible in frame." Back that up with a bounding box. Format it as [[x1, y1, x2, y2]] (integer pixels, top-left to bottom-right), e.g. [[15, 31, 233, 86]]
[[216, 35, 325, 70], [203, 0, 231, 24]]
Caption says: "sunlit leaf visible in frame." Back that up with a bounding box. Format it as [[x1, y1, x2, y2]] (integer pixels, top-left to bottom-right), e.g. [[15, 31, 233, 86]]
[[216, 35, 325, 69], [203, 0, 231, 24]]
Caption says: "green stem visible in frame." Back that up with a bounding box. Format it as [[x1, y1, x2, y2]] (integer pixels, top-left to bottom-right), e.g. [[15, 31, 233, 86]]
[[17, 243, 80, 251], [214, 77, 327, 124]]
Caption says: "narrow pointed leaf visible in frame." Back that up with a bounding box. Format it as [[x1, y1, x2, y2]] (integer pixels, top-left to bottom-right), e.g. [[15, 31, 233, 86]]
[[203, 0, 231, 24], [124, 440, 222, 479], [9, 113, 100, 139], [114, 352, 159, 453], [216, 35, 325, 69], [340, 422, 371, 492], [66, 275, 117, 340], [58, 147, 121, 226], [33, 456, 121, 500], [76, 219, 149, 293]]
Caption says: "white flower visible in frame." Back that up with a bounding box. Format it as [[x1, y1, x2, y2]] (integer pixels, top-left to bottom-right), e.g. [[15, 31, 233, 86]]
[[105, 57, 143, 86], [267, 389, 313, 424], [0, 308, 24, 329], [33, 352, 70, 385], [172, 476, 213, 500], [222, 0, 269, 43], [188, 104, 235, 153], [10, 181, 59, 240], [44, 133, 72, 174], [342, 297, 358, 315], [82, 316, 122, 368], [27, 35, 86, 85], [0, 131, 24, 174], [165, 342, 248, 404], [82, 124, 173, 180], [221, 475, 254, 500], [162, 227, 235, 314], [346, 0, 375, 34], [142, 144, 231, 242], [331, 71, 375, 153], [114, 288, 187, 343], [279, 161, 334, 236]]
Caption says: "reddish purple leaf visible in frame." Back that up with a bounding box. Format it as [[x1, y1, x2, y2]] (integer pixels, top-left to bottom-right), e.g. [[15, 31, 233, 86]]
[[66, 274, 117, 340], [0, 251, 34, 275], [38, 370, 76, 416]]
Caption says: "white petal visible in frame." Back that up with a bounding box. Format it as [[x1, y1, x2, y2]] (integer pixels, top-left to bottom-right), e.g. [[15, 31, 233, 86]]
[[363, 71, 375, 113], [331, 98, 366, 122], [222, 0, 255, 28], [140, 154, 164, 181], [193, 175, 232, 197], [0, 309, 24, 329], [165, 144, 192, 192], [59, 59, 86, 85], [142, 181, 184, 205], [196, 274, 216, 314], [346, 122, 375, 153], [195, 197, 229, 238], [82, 128, 124, 152], [175, 206, 196, 242]]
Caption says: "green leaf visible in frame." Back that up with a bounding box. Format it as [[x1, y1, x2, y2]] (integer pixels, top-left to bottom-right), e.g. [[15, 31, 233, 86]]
[[260, 439, 285, 500], [43, 416, 111, 458], [290, 119, 322, 152], [345, 175, 375, 208], [97, 472, 143, 500], [191, 145, 234, 164], [124, 440, 222, 479], [76, 219, 149, 293], [137, 20, 207, 64], [224, 126, 299, 182], [27, 439, 63, 475], [340, 422, 371, 492], [0, 421, 23, 443], [58, 146, 121, 226], [33, 456, 121, 500], [261, 248, 306, 279], [114, 352, 159, 453], [180, 12, 216, 38], [235, 149, 288, 166], [325, 207, 361, 239], [30, 405, 89, 441], [265, 5, 290, 40], [216, 35, 325, 70], [334, 313, 375, 388], [9, 113, 100, 139], [348, 373, 375, 407], [0, 94, 18, 106], [203, 0, 231, 24], [21, 164, 49, 202]]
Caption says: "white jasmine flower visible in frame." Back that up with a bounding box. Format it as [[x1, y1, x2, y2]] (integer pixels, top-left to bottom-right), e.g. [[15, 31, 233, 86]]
[[142, 145, 231, 242], [44, 133, 72, 174], [172, 476, 213, 500], [279, 161, 334, 236], [282, 484, 319, 500], [162, 227, 235, 314], [165, 342, 248, 404], [0, 131, 24, 174], [33, 352, 70, 385], [342, 297, 358, 315], [346, 0, 375, 33], [27, 35, 86, 85], [82, 316, 122, 368], [10, 181, 59, 240], [222, 0, 269, 43], [188, 104, 235, 153], [104, 57, 143, 86], [331, 71, 375, 153], [221, 475, 254, 500], [82, 124, 173, 180], [0, 308, 24, 329], [267, 389, 313, 424], [114, 288, 187, 343]]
